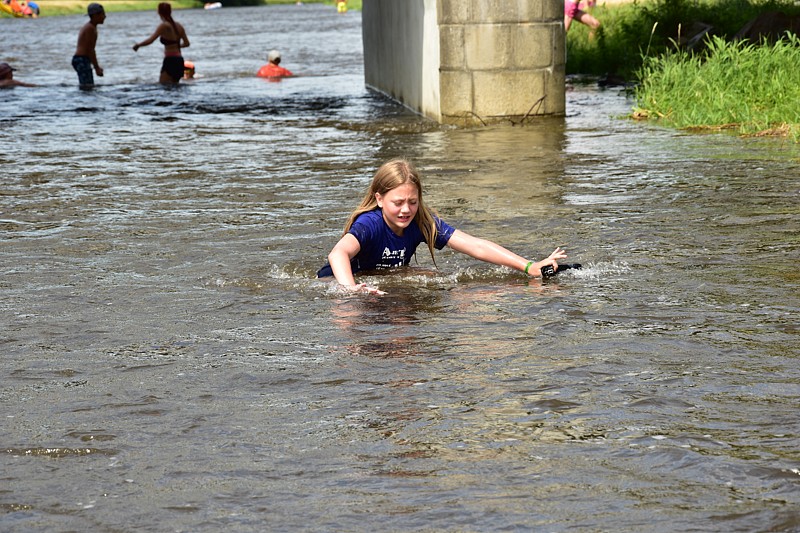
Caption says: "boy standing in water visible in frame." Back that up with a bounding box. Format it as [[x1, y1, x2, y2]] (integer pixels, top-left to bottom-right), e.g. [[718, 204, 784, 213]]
[[73, 3, 105, 89]]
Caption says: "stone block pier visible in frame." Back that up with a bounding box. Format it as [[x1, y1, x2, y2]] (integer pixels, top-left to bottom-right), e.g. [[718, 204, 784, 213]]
[[362, 0, 565, 125]]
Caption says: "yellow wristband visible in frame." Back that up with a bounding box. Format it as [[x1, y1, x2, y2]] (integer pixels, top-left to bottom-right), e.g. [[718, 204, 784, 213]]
[[524, 261, 534, 274]]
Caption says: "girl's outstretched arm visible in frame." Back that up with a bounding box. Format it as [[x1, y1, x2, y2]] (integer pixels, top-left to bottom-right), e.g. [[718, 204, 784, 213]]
[[327, 234, 385, 294], [133, 31, 159, 50], [133, 23, 166, 50], [446, 229, 567, 277]]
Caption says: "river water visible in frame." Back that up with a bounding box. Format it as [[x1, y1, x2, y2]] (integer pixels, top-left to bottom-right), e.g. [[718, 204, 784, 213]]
[[2, 4, 800, 532]]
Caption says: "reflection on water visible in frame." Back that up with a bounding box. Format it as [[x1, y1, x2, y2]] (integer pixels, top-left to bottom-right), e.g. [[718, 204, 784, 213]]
[[3, 4, 800, 532]]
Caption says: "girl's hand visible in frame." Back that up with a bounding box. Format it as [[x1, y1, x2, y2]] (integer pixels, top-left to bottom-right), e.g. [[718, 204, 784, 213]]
[[349, 283, 386, 296], [547, 247, 568, 262], [529, 247, 568, 277]]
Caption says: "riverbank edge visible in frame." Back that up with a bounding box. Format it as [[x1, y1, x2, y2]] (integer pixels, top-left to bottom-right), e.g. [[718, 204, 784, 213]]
[[566, 0, 800, 141], [2, 0, 360, 17], [630, 28, 800, 141]]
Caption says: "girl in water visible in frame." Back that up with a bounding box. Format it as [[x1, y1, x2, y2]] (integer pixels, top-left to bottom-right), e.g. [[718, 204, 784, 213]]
[[318, 159, 574, 294], [133, 2, 190, 84]]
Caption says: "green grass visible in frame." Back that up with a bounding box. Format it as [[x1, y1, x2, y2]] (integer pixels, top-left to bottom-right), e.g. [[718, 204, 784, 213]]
[[633, 34, 800, 139], [567, 0, 800, 139], [567, 0, 800, 79]]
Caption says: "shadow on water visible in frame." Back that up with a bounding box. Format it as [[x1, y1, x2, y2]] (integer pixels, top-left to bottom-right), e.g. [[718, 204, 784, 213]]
[[178, 95, 350, 115]]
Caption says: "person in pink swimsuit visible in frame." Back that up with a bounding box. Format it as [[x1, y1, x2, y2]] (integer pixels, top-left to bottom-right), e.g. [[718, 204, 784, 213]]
[[565, 0, 601, 37]]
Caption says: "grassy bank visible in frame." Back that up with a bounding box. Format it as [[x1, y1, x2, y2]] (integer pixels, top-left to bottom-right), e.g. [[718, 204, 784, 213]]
[[633, 34, 800, 140], [567, 0, 800, 79], [567, 0, 800, 139], [3, 0, 359, 17]]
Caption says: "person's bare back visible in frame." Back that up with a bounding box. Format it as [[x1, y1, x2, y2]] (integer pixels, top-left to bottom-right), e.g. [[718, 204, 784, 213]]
[[75, 20, 98, 57]]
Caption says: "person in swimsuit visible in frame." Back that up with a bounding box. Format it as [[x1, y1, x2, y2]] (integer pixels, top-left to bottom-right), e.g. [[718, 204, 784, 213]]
[[256, 50, 294, 78], [73, 3, 105, 89], [132, 2, 190, 84], [0, 62, 36, 88], [564, 0, 601, 38], [317, 159, 571, 295]]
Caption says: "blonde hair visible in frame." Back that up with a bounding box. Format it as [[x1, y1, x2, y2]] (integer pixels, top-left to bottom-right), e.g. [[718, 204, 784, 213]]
[[343, 159, 439, 264]]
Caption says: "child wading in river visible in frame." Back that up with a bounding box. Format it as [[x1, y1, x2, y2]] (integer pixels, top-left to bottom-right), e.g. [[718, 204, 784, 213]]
[[317, 159, 573, 294]]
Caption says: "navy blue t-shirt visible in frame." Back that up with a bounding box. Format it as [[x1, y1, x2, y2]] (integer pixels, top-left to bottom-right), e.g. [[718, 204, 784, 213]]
[[317, 208, 456, 278]]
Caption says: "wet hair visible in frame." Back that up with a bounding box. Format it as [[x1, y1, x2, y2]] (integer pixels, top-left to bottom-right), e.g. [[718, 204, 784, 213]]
[[158, 3, 179, 37], [343, 158, 439, 265]]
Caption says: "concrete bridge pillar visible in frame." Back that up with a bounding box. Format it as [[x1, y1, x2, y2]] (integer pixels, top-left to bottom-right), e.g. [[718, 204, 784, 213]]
[[362, 0, 565, 126]]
